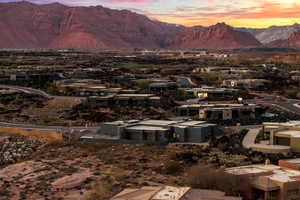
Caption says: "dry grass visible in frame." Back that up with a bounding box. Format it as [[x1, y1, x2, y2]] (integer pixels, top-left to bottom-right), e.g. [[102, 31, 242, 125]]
[[0, 127, 62, 143]]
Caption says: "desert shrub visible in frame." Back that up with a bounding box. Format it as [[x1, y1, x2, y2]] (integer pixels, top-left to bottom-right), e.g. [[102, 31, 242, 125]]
[[283, 87, 300, 99], [169, 151, 200, 164], [187, 164, 250, 197], [163, 161, 183, 175], [175, 89, 193, 101], [135, 80, 152, 90], [77, 142, 114, 153], [85, 184, 111, 200], [0, 182, 10, 197]]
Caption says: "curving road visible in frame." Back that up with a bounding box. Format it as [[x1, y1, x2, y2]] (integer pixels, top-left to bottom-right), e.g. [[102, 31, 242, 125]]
[[0, 84, 51, 98], [0, 84, 86, 100], [246, 94, 300, 115], [0, 84, 93, 133], [258, 100, 300, 115], [0, 122, 101, 135], [242, 128, 261, 149], [242, 127, 291, 154]]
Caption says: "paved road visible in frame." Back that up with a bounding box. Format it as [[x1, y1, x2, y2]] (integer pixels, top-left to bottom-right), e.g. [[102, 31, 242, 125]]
[[242, 128, 260, 149], [0, 122, 101, 134], [0, 84, 51, 98], [242, 127, 291, 154], [0, 84, 86, 100], [247, 98, 300, 115]]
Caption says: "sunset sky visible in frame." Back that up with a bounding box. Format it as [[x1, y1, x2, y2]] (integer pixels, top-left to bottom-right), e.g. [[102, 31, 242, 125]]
[[2, 0, 300, 28]]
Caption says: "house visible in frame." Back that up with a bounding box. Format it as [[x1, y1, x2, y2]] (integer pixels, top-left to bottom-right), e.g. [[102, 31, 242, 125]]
[[177, 104, 203, 117], [199, 104, 264, 122], [97, 119, 222, 144], [263, 121, 300, 153], [199, 67, 251, 74], [111, 185, 242, 200], [226, 159, 300, 200], [222, 79, 270, 90], [177, 103, 264, 123], [114, 94, 160, 106], [56, 79, 122, 96], [88, 93, 161, 107], [149, 82, 178, 95], [184, 87, 237, 100]]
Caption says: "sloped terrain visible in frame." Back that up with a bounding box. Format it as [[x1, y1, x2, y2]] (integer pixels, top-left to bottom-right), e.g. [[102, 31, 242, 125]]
[[268, 31, 300, 48], [0, 2, 261, 50], [168, 23, 261, 49], [0, 2, 182, 49]]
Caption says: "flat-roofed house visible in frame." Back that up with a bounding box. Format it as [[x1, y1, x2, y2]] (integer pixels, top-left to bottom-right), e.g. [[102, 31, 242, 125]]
[[222, 79, 270, 89], [111, 186, 242, 200], [263, 121, 300, 153], [184, 87, 236, 100], [97, 119, 222, 144], [226, 159, 300, 200], [199, 104, 263, 122]]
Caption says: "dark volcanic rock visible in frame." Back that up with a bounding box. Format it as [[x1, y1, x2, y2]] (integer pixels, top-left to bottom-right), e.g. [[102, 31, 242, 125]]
[[0, 136, 41, 166]]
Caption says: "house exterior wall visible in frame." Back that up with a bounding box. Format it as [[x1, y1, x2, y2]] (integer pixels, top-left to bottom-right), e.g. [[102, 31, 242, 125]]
[[99, 120, 221, 144], [174, 127, 186, 142], [122, 129, 169, 144], [269, 131, 300, 153], [223, 109, 233, 120], [290, 137, 300, 153], [186, 127, 204, 142], [279, 160, 300, 171], [277, 181, 300, 200], [99, 124, 121, 137]]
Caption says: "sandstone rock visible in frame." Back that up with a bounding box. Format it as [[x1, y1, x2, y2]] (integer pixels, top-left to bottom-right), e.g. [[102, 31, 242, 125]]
[[0, 2, 261, 50], [169, 23, 261, 49], [268, 31, 300, 48]]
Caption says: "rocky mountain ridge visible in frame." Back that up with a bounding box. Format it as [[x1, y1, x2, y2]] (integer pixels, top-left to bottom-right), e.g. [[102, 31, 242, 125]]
[[0, 1, 261, 50]]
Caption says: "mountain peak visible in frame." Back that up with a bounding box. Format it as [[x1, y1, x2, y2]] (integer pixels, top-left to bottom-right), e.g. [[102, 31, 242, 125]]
[[9, 1, 34, 6], [214, 22, 230, 27], [0, 2, 262, 50], [210, 22, 232, 31]]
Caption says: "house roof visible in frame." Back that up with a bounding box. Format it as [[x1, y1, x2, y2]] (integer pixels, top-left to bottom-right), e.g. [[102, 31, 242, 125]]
[[111, 187, 162, 200], [111, 186, 242, 200]]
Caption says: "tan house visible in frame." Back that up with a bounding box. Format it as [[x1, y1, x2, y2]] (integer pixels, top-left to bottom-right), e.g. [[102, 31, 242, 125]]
[[199, 104, 263, 122], [222, 79, 270, 89], [263, 121, 300, 153], [226, 159, 300, 200], [111, 185, 242, 200]]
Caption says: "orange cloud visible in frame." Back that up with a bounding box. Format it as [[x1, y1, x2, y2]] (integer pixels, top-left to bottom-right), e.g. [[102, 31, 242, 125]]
[[152, 0, 300, 28]]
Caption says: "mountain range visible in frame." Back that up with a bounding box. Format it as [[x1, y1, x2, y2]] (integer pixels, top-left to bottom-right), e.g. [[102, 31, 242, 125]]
[[236, 23, 300, 44], [0, 1, 300, 50]]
